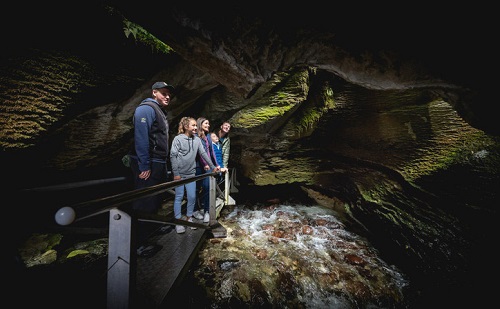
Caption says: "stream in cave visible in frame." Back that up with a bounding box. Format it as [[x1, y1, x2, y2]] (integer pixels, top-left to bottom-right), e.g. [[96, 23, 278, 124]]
[[168, 202, 410, 308]]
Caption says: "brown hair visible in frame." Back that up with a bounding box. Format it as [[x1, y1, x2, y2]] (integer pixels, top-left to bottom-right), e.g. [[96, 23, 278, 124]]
[[196, 117, 208, 140], [216, 121, 231, 138]]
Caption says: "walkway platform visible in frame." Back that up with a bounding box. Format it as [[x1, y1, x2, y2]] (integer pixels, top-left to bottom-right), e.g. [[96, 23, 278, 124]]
[[135, 223, 207, 307], [133, 208, 228, 307], [108, 171, 237, 307]]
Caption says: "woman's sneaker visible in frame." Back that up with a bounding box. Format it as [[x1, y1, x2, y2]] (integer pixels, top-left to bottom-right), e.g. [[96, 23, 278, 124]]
[[187, 217, 197, 229], [175, 224, 186, 234], [204, 211, 210, 223], [193, 210, 204, 220]]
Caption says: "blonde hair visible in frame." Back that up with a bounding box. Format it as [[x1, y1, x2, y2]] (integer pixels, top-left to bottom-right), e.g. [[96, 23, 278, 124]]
[[178, 116, 195, 134]]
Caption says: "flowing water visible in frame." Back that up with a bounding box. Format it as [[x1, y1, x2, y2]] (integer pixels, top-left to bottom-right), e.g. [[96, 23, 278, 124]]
[[173, 203, 409, 308]]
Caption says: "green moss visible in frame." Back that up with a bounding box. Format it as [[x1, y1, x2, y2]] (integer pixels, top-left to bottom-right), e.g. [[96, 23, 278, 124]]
[[0, 50, 137, 150], [231, 67, 311, 130], [18, 233, 64, 267], [104, 5, 174, 55], [67, 249, 90, 258], [402, 120, 499, 182], [279, 76, 336, 139], [122, 20, 174, 54], [235, 106, 289, 129]]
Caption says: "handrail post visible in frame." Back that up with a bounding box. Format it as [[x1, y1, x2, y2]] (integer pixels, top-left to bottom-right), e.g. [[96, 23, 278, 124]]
[[208, 175, 217, 225], [208, 175, 227, 238], [224, 171, 229, 206], [107, 208, 134, 309]]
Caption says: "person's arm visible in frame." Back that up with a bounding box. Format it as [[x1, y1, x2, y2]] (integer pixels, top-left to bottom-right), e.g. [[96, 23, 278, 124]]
[[195, 138, 218, 171], [134, 105, 155, 172], [208, 141, 220, 168], [197, 136, 209, 168], [169, 137, 181, 180], [222, 136, 230, 168]]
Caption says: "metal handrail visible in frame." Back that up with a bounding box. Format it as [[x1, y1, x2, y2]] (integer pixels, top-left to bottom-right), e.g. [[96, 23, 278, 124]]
[[54, 172, 219, 225], [52, 169, 240, 309], [53, 171, 223, 309]]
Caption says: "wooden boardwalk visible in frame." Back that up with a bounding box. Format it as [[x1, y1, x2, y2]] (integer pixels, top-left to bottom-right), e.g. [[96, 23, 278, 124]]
[[133, 206, 228, 307], [106, 171, 237, 308], [135, 222, 207, 307], [30, 170, 237, 308]]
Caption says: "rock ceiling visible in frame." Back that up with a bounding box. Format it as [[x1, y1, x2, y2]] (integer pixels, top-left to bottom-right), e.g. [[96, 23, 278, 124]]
[[0, 2, 496, 186]]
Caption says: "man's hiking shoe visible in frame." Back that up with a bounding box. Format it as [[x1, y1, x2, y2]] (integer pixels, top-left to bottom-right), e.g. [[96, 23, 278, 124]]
[[137, 244, 162, 258], [204, 212, 210, 223], [157, 225, 173, 234], [175, 225, 186, 234]]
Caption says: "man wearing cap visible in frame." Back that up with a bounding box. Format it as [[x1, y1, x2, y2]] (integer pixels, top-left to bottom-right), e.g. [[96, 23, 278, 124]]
[[128, 81, 174, 257]]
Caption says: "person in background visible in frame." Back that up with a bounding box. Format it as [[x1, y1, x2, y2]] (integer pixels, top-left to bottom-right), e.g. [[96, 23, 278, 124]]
[[128, 81, 174, 257], [214, 121, 231, 169], [193, 117, 220, 223], [210, 132, 228, 181], [170, 117, 220, 234]]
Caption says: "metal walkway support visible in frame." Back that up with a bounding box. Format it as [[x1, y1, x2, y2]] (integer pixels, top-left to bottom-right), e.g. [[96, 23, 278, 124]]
[[107, 208, 134, 309], [208, 175, 226, 238]]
